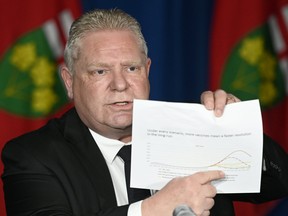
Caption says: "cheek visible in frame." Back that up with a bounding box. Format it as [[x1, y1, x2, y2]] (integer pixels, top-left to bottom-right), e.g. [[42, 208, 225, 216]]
[[73, 78, 91, 101], [133, 77, 150, 98], [74, 80, 107, 107]]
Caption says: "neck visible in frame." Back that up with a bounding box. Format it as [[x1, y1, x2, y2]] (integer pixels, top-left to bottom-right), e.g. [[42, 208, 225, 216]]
[[91, 126, 132, 143], [119, 135, 132, 143]]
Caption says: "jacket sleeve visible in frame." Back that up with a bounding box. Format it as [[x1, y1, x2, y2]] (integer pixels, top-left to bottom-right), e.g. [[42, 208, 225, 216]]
[[1, 140, 129, 216], [229, 134, 288, 203]]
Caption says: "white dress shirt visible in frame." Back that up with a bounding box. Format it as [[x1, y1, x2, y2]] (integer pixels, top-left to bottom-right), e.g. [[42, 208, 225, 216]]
[[89, 129, 142, 216]]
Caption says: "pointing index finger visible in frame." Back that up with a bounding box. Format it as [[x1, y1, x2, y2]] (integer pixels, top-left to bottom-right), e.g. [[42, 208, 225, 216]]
[[197, 170, 225, 184]]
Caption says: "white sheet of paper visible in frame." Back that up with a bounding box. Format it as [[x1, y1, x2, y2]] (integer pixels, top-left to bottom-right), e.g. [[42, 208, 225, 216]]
[[131, 99, 263, 193]]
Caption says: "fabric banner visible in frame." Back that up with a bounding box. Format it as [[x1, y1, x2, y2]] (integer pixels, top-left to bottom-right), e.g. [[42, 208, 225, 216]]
[[210, 0, 288, 215], [0, 1, 81, 215]]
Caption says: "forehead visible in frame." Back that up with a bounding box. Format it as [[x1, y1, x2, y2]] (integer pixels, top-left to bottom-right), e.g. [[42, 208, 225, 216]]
[[77, 30, 144, 63], [81, 30, 140, 50]]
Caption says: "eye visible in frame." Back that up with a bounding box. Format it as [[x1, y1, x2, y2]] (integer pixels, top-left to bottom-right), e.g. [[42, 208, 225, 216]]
[[127, 66, 139, 73], [89, 69, 107, 76], [96, 69, 105, 75]]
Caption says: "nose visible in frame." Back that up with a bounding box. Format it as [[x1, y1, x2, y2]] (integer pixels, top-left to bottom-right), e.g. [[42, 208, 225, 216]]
[[110, 70, 128, 91]]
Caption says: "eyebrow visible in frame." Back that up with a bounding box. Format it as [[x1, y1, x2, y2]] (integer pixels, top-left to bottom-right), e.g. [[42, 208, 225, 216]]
[[120, 61, 142, 66], [90, 61, 142, 67], [87, 62, 112, 68]]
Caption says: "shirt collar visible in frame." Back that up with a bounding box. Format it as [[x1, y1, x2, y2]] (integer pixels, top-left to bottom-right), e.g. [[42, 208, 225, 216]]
[[89, 129, 131, 164]]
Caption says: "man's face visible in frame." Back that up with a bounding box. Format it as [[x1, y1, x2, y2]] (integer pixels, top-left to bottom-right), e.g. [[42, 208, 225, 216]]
[[61, 30, 151, 141]]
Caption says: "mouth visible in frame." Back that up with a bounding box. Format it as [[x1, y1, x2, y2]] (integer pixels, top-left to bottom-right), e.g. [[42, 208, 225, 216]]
[[112, 101, 133, 106]]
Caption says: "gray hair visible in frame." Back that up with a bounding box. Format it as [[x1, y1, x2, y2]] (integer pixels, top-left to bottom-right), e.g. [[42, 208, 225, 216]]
[[63, 8, 148, 73]]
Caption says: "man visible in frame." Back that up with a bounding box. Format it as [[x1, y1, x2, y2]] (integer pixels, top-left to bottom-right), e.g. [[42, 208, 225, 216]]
[[2, 9, 288, 216]]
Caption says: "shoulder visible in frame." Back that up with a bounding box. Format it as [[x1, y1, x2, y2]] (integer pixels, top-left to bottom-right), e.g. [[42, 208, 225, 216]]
[[1, 108, 94, 178], [6, 108, 75, 144], [2, 108, 82, 162]]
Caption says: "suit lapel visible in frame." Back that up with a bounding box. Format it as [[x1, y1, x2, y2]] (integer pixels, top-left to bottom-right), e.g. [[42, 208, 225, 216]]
[[63, 108, 118, 208]]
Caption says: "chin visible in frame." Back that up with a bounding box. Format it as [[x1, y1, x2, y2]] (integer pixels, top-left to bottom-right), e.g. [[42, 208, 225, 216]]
[[112, 113, 132, 124], [112, 119, 132, 130]]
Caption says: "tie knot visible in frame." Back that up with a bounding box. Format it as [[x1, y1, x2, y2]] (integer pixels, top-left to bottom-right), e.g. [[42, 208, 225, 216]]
[[117, 145, 131, 162]]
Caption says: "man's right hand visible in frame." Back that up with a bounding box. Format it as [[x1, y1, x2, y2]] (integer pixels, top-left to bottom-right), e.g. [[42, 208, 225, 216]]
[[141, 170, 225, 216]]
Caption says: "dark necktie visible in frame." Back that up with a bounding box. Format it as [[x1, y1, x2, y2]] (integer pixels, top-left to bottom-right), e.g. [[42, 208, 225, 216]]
[[117, 145, 151, 203]]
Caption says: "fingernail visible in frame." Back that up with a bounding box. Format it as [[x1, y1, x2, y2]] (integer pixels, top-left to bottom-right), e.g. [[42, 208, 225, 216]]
[[220, 171, 225, 177], [207, 104, 213, 110], [215, 109, 222, 117]]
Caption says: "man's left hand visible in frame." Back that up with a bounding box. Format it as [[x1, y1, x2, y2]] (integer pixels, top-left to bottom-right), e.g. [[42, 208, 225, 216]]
[[200, 89, 241, 117]]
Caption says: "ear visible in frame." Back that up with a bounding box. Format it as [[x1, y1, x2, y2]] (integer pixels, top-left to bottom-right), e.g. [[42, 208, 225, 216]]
[[146, 58, 151, 77], [60, 65, 74, 99]]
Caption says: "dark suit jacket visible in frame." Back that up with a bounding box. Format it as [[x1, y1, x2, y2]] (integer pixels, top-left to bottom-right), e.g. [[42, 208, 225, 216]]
[[2, 108, 288, 216]]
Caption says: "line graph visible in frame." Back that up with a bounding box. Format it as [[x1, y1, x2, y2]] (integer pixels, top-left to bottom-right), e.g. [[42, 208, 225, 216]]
[[150, 150, 252, 171]]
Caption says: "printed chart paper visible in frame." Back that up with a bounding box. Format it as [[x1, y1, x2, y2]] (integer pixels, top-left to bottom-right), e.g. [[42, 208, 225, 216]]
[[131, 99, 263, 193]]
